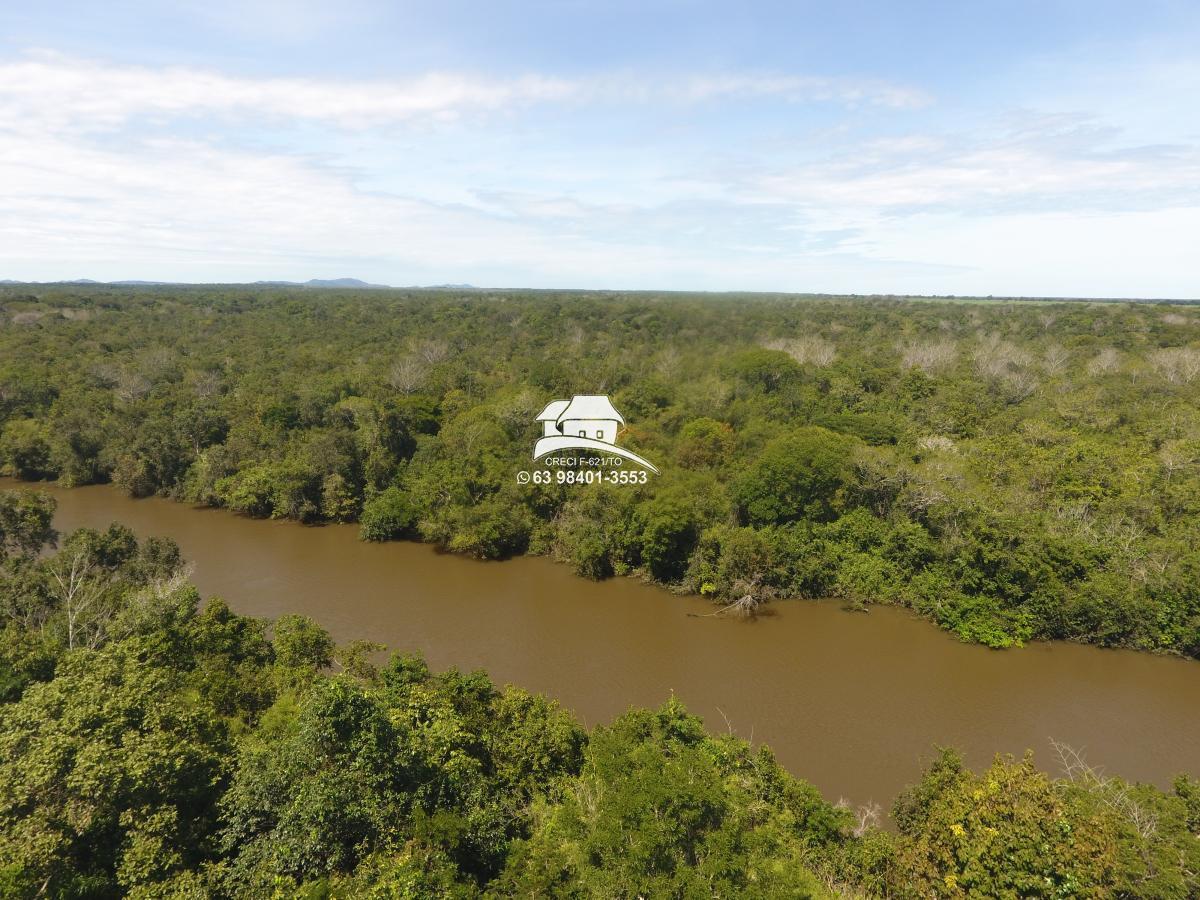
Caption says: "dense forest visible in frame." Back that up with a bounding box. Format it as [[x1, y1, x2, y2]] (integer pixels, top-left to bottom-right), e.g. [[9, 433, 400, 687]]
[[2, 499, 1198, 897], [2, 285, 1200, 656]]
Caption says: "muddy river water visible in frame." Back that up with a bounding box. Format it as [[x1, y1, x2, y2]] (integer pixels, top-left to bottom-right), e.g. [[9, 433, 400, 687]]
[[14, 479, 1200, 809]]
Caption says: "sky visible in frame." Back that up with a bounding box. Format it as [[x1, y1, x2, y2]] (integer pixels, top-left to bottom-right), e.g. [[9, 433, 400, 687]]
[[1, 1, 1198, 297]]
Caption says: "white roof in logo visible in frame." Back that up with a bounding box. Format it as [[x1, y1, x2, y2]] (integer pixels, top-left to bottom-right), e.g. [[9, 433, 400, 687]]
[[535, 399, 571, 421], [557, 395, 624, 424], [530, 394, 657, 473]]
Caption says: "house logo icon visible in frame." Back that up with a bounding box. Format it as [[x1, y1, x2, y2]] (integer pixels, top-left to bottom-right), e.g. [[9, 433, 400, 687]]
[[534, 395, 659, 473]]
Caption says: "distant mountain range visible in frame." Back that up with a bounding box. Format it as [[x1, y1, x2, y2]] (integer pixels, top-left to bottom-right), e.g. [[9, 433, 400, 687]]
[[0, 278, 480, 290], [253, 278, 391, 289]]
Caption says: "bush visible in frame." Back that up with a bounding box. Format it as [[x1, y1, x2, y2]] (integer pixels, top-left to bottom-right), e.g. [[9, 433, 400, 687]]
[[359, 487, 418, 542], [677, 417, 735, 468], [635, 494, 700, 582], [272, 614, 334, 671], [733, 426, 857, 526]]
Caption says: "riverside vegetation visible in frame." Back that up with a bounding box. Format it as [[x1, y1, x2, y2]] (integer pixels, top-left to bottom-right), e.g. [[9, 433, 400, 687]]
[[1, 499, 1199, 897], [3, 285, 1200, 655]]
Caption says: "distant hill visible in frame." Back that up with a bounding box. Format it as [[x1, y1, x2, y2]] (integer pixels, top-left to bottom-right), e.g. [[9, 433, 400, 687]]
[[253, 278, 392, 289], [0, 277, 396, 289], [305, 278, 390, 289]]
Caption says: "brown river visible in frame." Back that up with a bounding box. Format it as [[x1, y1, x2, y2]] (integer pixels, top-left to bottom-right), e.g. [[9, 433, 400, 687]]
[[12, 479, 1200, 810]]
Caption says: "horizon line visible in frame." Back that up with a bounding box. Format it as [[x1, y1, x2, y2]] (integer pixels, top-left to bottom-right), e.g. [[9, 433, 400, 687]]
[[1, 278, 1198, 304]]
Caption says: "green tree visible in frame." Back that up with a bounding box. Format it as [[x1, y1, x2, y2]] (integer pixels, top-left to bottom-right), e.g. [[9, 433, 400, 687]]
[[891, 749, 1119, 897], [677, 417, 735, 469], [0, 490, 56, 561], [272, 613, 335, 672], [634, 493, 700, 582], [0, 643, 232, 896], [360, 486, 418, 541], [0, 419, 55, 480], [498, 698, 838, 898], [733, 426, 857, 526]]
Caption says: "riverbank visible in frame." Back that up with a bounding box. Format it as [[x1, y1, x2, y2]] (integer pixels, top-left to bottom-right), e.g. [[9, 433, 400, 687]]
[[8, 477, 1198, 810]]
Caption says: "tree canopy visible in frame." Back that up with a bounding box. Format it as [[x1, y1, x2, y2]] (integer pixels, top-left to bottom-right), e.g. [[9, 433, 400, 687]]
[[3, 285, 1200, 656], [0, 515, 1197, 897]]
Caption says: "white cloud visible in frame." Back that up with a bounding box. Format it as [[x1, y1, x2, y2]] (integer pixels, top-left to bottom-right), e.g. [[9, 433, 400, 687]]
[[0, 51, 929, 134], [0, 52, 576, 132], [595, 73, 932, 109], [0, 127, 771, 286], [744, 122, 1200, 216], [866, 207, 1200, 299], [0, 50, 1196, 297]]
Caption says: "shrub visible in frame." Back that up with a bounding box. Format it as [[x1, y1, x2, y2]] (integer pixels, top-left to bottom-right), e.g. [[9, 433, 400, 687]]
[[359, 487, 418, 542]]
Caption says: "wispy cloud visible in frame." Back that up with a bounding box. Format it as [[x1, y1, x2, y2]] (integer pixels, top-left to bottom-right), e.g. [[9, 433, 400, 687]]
[[657, 74, 931, 109], [1, 46, 1197, 297], [0, 52, 575, 131], [740, 117, 1200, 217], [0, 51, 929, 133]]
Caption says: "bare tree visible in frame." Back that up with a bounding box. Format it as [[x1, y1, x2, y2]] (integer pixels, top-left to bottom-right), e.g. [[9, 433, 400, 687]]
[[1002, 369, 1040, 402], [47, 550, 114, 651], [900, 338, 958, 373], [762, 334, 837, 367], [707, 576, 777, 619], [853, 802, 882, 837], [901, 461, 964, 518], [973, 333, 1033, 380], [493, 388, 538, 432], [107, 565, 195, 644], [973, 334, 1038, 400], [1051, 740, 1159, 843], [917, 435, 957, 455], [1086, 347, 1121, 376], [188, 369, 223, 399], [114, 370, 151, 404], [1158, 440, 1199, 483], [388, 355, 427, 394], [655, 345, 683, 380], [681, 374, 732, 415], [415, 338, 449, 366], [1041, 344, 1071, 377], [90, 361, 122, 387], [1149, 347, 1200, 384], [138, 345, 179, 381]]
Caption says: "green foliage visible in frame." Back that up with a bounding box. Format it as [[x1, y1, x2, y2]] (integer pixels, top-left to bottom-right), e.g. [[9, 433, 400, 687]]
[[497, 698, 839, 898], [725, 347, 803, 393], [733, 426, 857, 526], [273, 613, 335, 672], [0, 531, 1197, 897], [359, 486, 418, 541], [811, 411, 901, 445], [633, 492, 700, 582], [0, 643, 232, 896], [4, 286, 1200, 657], [890, 747, 1200, 898], [892, 749, 1117, 895], [676, 416, 735, 468], [0, 418, 55, 480], [0, 489, 56, 562]]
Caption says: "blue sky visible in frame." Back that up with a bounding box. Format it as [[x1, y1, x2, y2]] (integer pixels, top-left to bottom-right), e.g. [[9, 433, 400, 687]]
[[2, 1, 1198, 296]]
